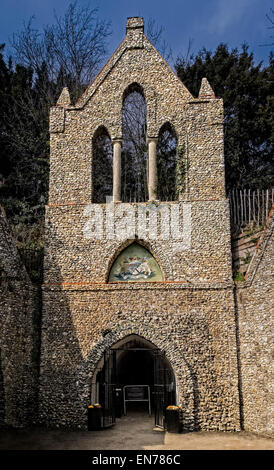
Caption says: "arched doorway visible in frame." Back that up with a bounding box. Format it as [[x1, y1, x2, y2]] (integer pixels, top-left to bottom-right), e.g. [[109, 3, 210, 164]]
[[91, 334, 177, 428]]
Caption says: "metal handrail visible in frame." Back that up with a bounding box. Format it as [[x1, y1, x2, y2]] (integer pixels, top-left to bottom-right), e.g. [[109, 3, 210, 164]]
[[123, 385, 151, 415]]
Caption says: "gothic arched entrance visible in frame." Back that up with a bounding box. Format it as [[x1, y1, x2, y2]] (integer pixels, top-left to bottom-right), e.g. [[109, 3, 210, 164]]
[[91, 334, 177, 429]]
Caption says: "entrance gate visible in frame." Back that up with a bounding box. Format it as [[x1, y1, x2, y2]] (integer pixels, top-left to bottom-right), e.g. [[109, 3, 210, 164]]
[[154, 349, 175, 428], [95, 342, 176, 429], [96, 350, 116, 427]]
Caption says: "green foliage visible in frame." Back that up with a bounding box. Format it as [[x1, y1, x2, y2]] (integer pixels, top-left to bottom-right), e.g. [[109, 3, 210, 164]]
[[0, 49, 49, 244], [233, 271, 245, 282], [18, 246, 44, 283], [157, 123, 177, 201], [240, 251, 252, 265], [0, 2, 111, 251], [175, 44, 274, 190], [92, 130, 113, 203], [121, 87, 148, 202]]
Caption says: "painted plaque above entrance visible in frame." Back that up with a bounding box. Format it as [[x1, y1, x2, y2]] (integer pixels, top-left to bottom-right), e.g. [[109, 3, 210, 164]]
[[108, 242, 163, 282]]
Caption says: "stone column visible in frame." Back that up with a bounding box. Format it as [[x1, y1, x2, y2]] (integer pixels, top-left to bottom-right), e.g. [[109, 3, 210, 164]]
[[148, 137, 158, 201], [113, 138, 122, 202]]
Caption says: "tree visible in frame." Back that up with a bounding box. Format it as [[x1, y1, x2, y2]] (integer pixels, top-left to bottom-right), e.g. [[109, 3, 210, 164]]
[[122, 85, 148, 202], [92, 128, 113, 203], [157, 123, 177, 201], [0, 2, 112, 248], [11, 1, 112, 103], [260, 8, 274, 47], [146, 18, 173, 63], [0, 52, 49, 245], [175, 44, 274, 190]]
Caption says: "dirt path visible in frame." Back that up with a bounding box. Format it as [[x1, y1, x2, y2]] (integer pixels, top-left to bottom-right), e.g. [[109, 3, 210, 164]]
[[0, 411, 273, 450]]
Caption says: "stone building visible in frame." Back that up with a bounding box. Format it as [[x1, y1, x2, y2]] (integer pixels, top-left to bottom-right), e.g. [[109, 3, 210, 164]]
[[236, 208, 274, 434], [0, 17, 273, 434], [40, 16, 239, 431], [0, 206, 39, 428]]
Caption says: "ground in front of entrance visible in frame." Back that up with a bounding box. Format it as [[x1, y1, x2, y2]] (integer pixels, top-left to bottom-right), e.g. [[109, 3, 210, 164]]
[[0, 411, 273, 450]]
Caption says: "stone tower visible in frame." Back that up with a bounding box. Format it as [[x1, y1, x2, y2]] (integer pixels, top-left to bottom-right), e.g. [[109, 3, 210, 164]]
[[39, 17, 240, 431]]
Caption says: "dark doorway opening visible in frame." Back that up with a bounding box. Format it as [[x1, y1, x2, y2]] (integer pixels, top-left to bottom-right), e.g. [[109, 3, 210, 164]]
[[93, 335, 176, 428]]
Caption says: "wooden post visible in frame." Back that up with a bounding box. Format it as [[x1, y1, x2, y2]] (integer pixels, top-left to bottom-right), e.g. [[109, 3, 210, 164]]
[[233, 189, 237, 225], [253, 190, 255, 224], [257, 189, 260, 226], [240, 190, 243, 227], [243, 188, 246, 225], [262, 189, 265, 225], [266, 189, 269, 221], [236, 189, 240, 226], [248, 189, 251, 226]]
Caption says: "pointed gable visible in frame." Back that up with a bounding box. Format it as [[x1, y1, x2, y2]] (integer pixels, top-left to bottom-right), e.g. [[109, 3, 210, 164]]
[[75, 17, 193, 109]]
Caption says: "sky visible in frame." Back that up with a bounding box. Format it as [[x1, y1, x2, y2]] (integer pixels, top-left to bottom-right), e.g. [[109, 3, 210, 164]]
[[0, 0, 273, 66]]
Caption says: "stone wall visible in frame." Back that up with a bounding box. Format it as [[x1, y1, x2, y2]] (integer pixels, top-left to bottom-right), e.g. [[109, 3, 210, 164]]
[[40, 284, 240, 431], [43, 200, 233, 285], [38, 17, 242, 432], [0, 17, 272, 435], [40, 193, 240, 430], [0, 206, 40, 427], [48, 18, 225, 205], [235, 207, 274, 434]]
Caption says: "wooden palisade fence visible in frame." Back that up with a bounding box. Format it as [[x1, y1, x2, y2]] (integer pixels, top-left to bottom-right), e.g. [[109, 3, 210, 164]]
[[229, 188, 274, 232]]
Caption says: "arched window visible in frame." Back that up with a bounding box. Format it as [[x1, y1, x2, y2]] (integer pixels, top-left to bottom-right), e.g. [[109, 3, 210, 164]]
[[92, 126, 113, 203], [108, 242, 163, 282], [122, 83, 147, 202], [157, 123, 178, 201]]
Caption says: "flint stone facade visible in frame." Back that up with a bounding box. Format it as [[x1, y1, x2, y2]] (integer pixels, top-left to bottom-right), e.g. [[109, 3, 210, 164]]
[[0, 206, 40, 428], [236, 209, 274, 435], [40, 17, 241, 431], [1, 17, 272, 434]]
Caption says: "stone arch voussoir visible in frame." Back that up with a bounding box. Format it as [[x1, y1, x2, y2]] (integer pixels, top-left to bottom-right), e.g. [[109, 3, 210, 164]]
[[76, 325, 195, 431]]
